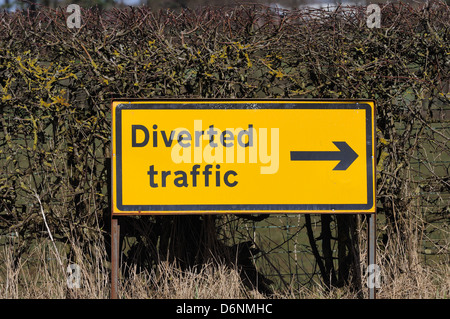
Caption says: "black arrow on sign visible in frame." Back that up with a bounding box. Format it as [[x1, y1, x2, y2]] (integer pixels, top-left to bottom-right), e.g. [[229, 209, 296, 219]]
[[290, 141, 359, 171]]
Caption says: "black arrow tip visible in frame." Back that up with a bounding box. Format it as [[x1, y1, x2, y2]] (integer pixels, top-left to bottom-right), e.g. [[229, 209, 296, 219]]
[[332, 141, 358, 171]]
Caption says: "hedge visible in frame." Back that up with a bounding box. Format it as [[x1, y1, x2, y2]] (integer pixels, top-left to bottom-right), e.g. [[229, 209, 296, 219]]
[[0, 2, 448, 290]]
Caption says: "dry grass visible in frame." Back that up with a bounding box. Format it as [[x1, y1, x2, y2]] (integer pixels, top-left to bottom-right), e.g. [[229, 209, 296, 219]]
[[0, 238, 259, 299], [0, 237, 448, 299], [0, 238, 109, 299], [120, 261, 264, 299]]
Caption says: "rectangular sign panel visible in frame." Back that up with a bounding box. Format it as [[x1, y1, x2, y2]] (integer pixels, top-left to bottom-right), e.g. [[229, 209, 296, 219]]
[[112, 100, 376, 215]]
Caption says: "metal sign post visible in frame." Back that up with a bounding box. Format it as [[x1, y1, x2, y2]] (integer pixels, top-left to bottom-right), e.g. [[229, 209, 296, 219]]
[[111, 217, 120, 299], [368, 213, 377, 299]]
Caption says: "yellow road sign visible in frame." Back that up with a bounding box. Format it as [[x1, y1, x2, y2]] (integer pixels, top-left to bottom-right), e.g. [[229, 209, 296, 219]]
[[111, 100, 376, 215]]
